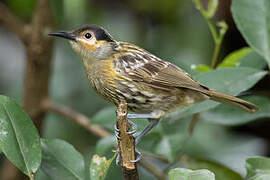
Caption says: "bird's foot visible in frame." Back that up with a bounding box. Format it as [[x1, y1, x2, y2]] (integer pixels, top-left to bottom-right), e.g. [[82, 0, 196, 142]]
[[114, 120, 137, 139], [115, 148, 142, 165]]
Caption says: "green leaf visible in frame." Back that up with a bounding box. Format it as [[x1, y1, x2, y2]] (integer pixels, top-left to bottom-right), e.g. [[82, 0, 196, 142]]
[[163, 67, 267, 121], [40, 138, 85, 180], [193, 64, 212, 72], [155, 133, 189, 162], [91, 106, 116, 132], [218, 47, 253, 68], [179, 157, 243, 180], [168, 168, 215, 180], [248, 174, 270, 180], [246, 157, 270, 180], [90, 154, 116, 180], [0, 95, 41, 178], [96, 135, 116, 156], [231, 0, 270, 68], [150, 118, 191, 162], [240, 52, 267, 70], [201, 96, 270, 126]]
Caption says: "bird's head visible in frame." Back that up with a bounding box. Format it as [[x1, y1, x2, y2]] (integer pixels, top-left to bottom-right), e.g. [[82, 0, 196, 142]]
[[49, 24, 118, 61]]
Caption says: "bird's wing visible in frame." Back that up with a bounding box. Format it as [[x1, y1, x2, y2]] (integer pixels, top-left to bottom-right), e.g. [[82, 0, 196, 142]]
[[114, 51, 208, 92]]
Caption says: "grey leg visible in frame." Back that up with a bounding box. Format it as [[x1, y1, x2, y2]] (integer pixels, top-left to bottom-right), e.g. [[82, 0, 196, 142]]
[[130, 148, 142, 163], [135, 119, 159, 145], [127, 110, 165, 119]]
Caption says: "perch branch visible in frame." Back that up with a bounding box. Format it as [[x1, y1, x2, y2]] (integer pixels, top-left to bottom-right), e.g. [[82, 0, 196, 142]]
[[116, 100, 139, 180], [42, 99, 166, 179], [0, 2, 30, 43], [41, 98, 111, 138]]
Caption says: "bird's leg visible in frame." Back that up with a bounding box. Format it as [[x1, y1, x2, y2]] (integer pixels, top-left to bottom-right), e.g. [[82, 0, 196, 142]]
[[129, 110, 164, 144], [115, 110, 164, 164], [135, 119, 159, 145]]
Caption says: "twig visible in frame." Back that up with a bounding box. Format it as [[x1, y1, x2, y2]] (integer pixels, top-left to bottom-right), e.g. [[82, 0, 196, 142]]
[[139, 159, 166, 180], [41, 98, 111, 138], [42, 99, 166, 180], [116, 100, 139, 180], [188, 113, 200, 135], [0, 2, 30, 43]]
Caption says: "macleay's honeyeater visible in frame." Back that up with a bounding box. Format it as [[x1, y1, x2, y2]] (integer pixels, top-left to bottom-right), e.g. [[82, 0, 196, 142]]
[[49, 24, 258, 158]]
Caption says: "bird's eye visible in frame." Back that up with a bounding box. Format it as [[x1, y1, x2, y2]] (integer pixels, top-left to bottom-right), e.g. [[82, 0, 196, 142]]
[[84, 33, 92, 39]]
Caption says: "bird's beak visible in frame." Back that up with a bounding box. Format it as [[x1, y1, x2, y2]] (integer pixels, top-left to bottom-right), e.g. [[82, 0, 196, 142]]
[[48, 31, 77, 42]]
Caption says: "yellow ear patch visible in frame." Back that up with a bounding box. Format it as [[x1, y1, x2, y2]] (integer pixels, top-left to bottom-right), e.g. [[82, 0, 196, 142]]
[[79, 40, 98, 51]]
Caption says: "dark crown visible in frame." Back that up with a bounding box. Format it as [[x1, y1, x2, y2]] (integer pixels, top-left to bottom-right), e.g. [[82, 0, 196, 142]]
[[74, 24, 114, 42]]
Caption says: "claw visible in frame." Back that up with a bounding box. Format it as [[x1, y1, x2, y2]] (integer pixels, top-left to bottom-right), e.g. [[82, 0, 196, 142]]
[[116, 148, 142, 165], [126, 120, 137, 135], [114, 125, 120, 139], [114, 132, 120, 139], [114, 124, 119, 132], [116, 150, 121, 165], [130, 148, 142, 163]]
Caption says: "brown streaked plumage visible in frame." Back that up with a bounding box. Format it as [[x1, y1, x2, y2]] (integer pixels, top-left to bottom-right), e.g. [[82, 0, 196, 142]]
[[49, 24, 258, 115], [49, 24, 258, 144]]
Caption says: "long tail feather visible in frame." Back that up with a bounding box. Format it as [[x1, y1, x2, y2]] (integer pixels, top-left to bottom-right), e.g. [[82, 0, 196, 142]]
[[203, 90, 259, 113]]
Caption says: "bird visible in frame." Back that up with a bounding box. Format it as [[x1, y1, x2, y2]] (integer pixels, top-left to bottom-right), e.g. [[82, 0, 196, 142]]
[[49, 24, 258, 160]]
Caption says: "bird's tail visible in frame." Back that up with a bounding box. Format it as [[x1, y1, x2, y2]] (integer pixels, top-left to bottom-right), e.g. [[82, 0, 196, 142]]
[[202, 90, 259, 113]]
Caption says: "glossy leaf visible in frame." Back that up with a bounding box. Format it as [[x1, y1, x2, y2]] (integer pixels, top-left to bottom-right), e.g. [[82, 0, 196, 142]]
[[246, 157, 270, 180], [90, 154, 116, 180], [218, 47, 253, 68], [91, 106, 116, 132], [163, 67, 267, 121], [40, 138, 85, 180], [151, 118, 191, 162], [168, 168, 215, 180], [95, 135, 116, 156], [240, 52, 267, 70], [179, 157, 243, 180], [0, 95, 41, 178], [193, 64, 212, 72], [201, 96, 270, 126], [231, 0, 270, 68]]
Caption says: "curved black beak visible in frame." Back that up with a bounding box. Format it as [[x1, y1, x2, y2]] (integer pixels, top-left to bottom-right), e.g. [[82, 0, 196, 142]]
[[48, 31, 77, 42]]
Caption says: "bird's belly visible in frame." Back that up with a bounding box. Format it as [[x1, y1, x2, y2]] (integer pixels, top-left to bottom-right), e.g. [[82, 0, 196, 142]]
[[87, 72, 207, 114]]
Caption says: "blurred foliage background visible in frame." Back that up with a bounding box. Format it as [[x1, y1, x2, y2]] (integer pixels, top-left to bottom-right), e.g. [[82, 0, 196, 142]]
[[0, 0, 270, 179]]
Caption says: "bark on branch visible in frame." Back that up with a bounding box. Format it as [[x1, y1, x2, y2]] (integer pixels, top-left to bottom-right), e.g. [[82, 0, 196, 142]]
[[0, 2, 30, 43], [116, 100, 139, 180]]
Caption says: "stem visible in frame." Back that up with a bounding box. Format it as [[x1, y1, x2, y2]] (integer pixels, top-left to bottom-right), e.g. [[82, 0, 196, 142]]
[[211, 41, 222, 68], [206, 19, 219, 44]]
